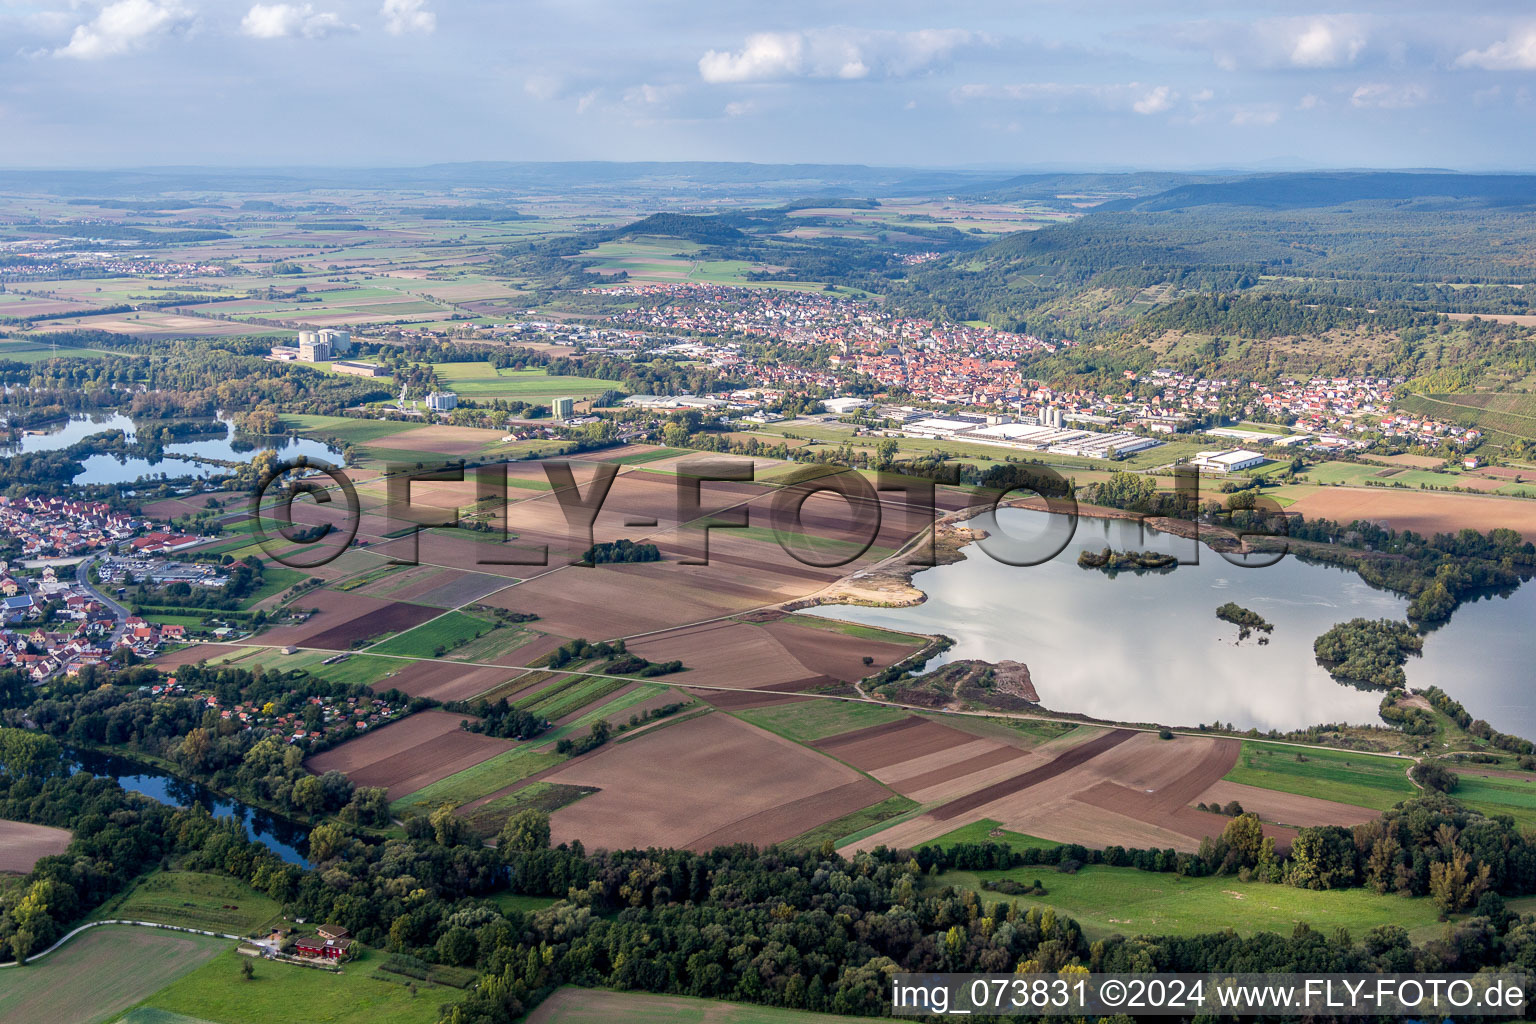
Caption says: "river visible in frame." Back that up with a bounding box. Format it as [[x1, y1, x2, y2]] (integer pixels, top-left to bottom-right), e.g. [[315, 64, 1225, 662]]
[[70, 747, 310, 865], [807, 508, 1536, 738]]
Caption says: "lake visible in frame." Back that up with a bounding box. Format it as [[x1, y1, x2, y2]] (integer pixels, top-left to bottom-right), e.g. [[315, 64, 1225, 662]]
[[808, 508, 1536, 739], [71, 747, 310, 865], [3, 412, 341, 485]]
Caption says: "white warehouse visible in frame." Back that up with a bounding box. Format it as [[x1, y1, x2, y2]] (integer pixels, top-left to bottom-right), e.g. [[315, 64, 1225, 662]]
[[1192, 449, 1267, 473]]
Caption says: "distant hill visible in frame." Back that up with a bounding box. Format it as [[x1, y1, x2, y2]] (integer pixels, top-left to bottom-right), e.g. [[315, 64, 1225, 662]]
[[611, 213, 746, 245], [1100, 172, 1536, 212]]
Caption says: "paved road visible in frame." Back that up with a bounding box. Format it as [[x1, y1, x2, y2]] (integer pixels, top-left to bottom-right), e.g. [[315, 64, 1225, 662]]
[[77, 554, 131, 644]]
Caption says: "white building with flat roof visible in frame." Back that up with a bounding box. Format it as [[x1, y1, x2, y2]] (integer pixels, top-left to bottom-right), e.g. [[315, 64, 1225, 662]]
[[824, 397, 871, 415], [1192, 449, 1267, 473]]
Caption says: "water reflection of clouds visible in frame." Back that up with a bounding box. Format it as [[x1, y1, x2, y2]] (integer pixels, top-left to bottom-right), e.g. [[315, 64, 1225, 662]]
[[814, 511, 1405, 731]]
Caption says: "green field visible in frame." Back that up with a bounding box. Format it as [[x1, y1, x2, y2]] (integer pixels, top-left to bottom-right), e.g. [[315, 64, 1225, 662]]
[[278, 414, 416, 445], [735, 699, 909, 744], [938, 864, 1445, 941], [90, 870, 282, 935], [429, 363, 624, 403], [521, 675, 631, 721], [924, 818, 1059, 854], [392, 745, 564, 813], [1225, 741, 1416, 810], [367, 611, 497, 657], [784, 795, 919, 852], [0, 925, 226, 1024], [488, 892, 562, 915], [238, 567, 308, 609], [1451, 770, 1536, 829], [307, 654, 403, 689], [138, 946, 457, 1024]]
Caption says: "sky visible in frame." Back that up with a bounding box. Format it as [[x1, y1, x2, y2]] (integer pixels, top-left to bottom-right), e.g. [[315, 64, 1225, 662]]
[[3, 0, 1536, 170]]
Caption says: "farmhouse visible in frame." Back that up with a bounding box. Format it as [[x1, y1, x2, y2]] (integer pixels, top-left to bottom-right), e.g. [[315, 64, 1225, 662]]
[[291, 923, 354, 960]]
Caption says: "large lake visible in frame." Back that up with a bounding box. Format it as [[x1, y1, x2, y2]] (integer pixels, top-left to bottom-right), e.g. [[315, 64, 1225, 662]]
[[4, 412, 340, 484], [809, 509, 1536, 738]]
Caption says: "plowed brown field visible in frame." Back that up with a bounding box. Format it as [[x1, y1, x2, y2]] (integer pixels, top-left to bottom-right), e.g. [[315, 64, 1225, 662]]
[[304, 710, 510, 799], [542, 712, 885, 850]]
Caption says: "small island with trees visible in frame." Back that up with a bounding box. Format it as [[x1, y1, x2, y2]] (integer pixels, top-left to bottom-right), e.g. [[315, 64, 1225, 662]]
[[1077, 547, 1178, 577], [1217, 602, 1274, 642], [1313, 617, 1425, 689]]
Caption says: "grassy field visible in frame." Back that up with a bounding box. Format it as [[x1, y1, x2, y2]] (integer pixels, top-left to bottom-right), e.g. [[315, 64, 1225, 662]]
[[784, 795, 918, 852], [937, 864, 1445, 941], [238, 567, 308, 609], [526, 987, 860, 1024], [90, 870, 282, 935], [392, 745, 564, 814], [306, 654, 404, 689], [488, 892, 562, 915], [138, 946, 458, 1024], [1225, 741, 1416, 811], [367, 611, 497, 657], [924, 818, 1059, 854], [523, 676, 631, 721], [0, 925, 226, 1024], [429, 363, 623, 403], [735, 699, 910, 744], [1451, 771, 1536, 829]]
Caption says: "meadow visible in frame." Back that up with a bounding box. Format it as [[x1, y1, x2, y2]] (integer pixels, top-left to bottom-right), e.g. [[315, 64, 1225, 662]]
[[430, 363, 624, 403], [89, 870, 282, 935], [367, 611, 498, 657], [937, 864, 1445, 941], [0, 926, 226, 1024], [1224, 741, 1416, 810], [137, 946, 458, 1024]]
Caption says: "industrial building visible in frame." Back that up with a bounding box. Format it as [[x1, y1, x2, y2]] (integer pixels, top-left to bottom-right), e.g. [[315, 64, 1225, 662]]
[[823, 396, 872, 415], [900, 416, 1164, 460], [552, 396, 575, 419], [426, 391, 458, 412], [298, 336, 331, 362], [331, 360, 386, 377], [318, 329, 351, 355], [1191, 449, 1267, 473]]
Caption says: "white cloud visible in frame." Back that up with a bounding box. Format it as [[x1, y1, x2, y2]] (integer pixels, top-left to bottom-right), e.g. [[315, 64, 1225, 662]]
[[699, 28, 975, 84], [1180, 15, 1367, 71], [724, 100, 753, 117], [241, 3, 349, 40], [1456, 30, 1536, 71], [1298, 93, 1322, 110], [956, 81, 1178, 116], [55, 0, 193, 59], [380, 0, 433, 36], [1350, 82, 1428, 109], [1132, 85, 1173, 115], [1287, 17, 1366, 68], [1190, 88, 1214, 103]]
